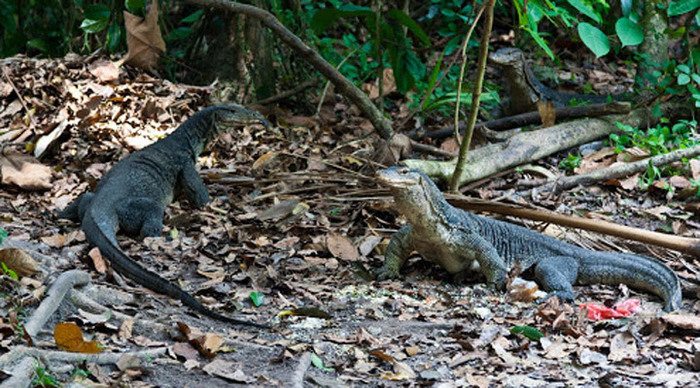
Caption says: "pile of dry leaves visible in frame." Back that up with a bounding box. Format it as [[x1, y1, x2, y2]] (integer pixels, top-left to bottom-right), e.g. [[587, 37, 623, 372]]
[[0, 53, 699, 386]]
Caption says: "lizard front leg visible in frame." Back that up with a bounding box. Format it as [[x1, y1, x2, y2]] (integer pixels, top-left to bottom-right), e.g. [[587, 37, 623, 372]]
[[178, 162, 210, 208], [377, 225, 414, 280], [456, 232, 508, 290]]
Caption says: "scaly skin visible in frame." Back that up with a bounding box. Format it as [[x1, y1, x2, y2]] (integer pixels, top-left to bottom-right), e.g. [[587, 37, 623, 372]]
[[60, 105, 271, 327], [376, 167, 682, 311]]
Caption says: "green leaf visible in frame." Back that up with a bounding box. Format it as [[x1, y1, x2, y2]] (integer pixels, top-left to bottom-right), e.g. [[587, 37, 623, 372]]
[[677, 64, 691, 74], [181, 10, 204, 24], [678, 73, 691, 85], [615, 17, 643, 46], [566, 0, 602, 23], [166, 27, 192, 42], [249, 291, 264, 307], [80, 18, 109, 34], [386, 9, 431, 47], [524, 27, 555, 59], [691, 73, 700, 84], [668, 0, 700, 16], [510, 325, 544, 341], [26, 39, 48, 53], [106, 22, 122, 53], [1, 262, 18, 280], [310, 353, 334, 372], [81, 4, 111, 34], [310, 5, 374, 34], [124, 0, 145, 15], [0, 227, 7, 245], [577, 22, 610, 57]]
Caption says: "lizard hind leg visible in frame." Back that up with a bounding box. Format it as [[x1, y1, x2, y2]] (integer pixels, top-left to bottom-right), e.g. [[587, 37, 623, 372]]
[[58, 192, 95, 221], [533, 256, 580, 303], [115, 197, 165, 238]]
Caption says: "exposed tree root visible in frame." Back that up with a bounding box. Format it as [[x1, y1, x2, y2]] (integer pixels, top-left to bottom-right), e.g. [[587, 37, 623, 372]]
[[24, 270, 91, 338], [403, 107, 655, 186], [0, 346, 167, 368]]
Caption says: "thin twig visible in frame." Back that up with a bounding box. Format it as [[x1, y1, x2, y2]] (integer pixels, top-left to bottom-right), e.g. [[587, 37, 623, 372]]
[[255, 79, 317, 105], [453, 5, 486, 144], [279, 151, 373, 180], [315, 49, 358, 117], [2, 67, 36, 127], [449, 0, 496, 192]]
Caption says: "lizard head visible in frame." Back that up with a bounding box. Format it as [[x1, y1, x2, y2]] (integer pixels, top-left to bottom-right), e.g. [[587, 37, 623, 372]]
[[212, 104, 272, 133], [488, 47, 524, 66], [377, 166, 446, 213]]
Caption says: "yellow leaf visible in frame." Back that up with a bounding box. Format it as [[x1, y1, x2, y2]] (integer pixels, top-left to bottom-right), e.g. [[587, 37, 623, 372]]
[[54, 322, 102, 353]]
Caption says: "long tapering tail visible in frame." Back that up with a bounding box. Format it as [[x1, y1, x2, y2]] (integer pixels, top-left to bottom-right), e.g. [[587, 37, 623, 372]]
[[82, 208, 268, 328]]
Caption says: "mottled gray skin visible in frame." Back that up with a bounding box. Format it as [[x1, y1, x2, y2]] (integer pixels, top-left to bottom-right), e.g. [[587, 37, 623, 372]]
[[376, 167, 682, 311], [60, 105, 270, 327], [489, 47, 610, 115]]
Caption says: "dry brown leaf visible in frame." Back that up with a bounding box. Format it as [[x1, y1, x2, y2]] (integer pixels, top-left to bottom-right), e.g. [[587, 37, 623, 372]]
[[0, 248, 39, 276], [172, 342, 200, 361], [202, 359, 254, 383], [326, 233, 359, 261], [0, 152, 52, 190], [41, 230, 80, 248], [195, 333, 224, 358], [607, 332, 637, 362], [251, 151, 277, 170], [34, 119, 69, 158], [54, 322, 102, 353], [88, 247, 107, 274], [88, 60, 120, 82], [690, 159, 700, 180], [662, 313, 700, 330], [123, 0, 166, 70], [405, 346, 420, 357]]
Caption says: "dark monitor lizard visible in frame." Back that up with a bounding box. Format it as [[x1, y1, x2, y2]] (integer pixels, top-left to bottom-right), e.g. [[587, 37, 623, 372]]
[[376, 167, 682, 312], [60, 105, 271, 327]]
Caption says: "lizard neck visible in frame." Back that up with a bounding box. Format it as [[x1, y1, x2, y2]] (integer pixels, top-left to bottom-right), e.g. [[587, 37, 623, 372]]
[[391, 181, 455, 234], [168, 109, 220, 161]]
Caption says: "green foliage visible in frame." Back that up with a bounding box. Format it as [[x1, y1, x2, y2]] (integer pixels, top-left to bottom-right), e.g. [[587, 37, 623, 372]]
[[0, 227, 7, 245], [310, 3, 429, 93], [615, 17, 643, 47], [559, 153, 582, 172], [644, 59, 700, 108], [668, 0, 700, 16], [577, 22, 610, 57], [609, 120, 698, 155], [249, 291, 264, 307], [510, 325, 544, 341], [33, 365, 60, 387], [1, 262, 19, 281], [310, 353, 334, 372]]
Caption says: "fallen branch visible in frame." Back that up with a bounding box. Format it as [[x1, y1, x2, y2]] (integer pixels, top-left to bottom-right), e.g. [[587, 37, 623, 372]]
[[444, 194, 700, 256], [403, 106, 657, 187], [290, 352, 311, 388], [543, 144, 700, 194], [0, 346, 167, 368], [413, 102, 632, 140], [185, 0, 394, 139], [254, 79, 317, 105], [24, 270, 91, 338], [0, 357, 37, 388]]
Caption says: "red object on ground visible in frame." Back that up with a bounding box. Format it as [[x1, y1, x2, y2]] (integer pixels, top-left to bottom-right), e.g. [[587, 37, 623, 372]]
[[580, 299, 641, 320]]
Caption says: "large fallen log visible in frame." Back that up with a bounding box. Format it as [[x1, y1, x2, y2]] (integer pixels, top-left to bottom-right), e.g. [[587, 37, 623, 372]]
[[403, 107, 655, 186]]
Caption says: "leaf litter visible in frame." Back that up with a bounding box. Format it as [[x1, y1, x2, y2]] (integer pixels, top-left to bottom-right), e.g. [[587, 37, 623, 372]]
[[0, 53, 698, 386]]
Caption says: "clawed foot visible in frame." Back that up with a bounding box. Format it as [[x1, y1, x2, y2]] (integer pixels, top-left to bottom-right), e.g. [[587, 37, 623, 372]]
[[535, 290, 576, 306]]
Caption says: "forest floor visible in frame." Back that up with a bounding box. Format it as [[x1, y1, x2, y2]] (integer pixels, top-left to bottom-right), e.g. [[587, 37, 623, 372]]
[[0, 54, 699, 387]]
